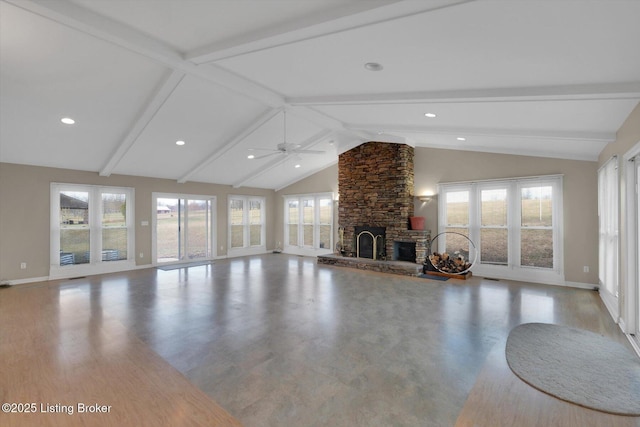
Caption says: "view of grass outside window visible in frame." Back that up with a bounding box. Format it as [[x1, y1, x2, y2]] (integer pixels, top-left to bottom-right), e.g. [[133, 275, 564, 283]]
[[186, 201, 211, 259], [288, 200, 299, 246], [444, 191, 470, 258], [249, 200, 262, 246], [520, 186, 553, 268], [60, 191, 90, 265], [102, 193, 128, 261], [303, 199, 314, 247], [230, 199, 244, 248], [318, 198, 332, 250], [481, 188, 508, 265], [156, 198, 182, 261]]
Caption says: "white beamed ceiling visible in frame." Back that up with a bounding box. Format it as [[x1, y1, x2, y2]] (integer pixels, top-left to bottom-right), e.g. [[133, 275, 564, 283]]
[[1, 0, 639, 189]]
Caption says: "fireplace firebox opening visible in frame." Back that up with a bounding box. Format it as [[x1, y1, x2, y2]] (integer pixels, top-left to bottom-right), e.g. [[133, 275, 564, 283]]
[[393, 241, 416, 263]]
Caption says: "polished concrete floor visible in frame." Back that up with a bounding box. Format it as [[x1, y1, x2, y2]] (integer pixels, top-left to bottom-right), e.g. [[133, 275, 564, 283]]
[[2, 254, 636, 426]]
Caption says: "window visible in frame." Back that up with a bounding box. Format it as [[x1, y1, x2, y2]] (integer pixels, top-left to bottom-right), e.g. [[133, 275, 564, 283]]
[[228, 196, 265, 254], [520, 184, 554, 268], [444, 190, 470, 255], [51, 183, 134, 278], [284, 193, 333, 255], [598, 157, 619, 316], [101, 192, 129, 261], [438, 175, 563, 284], [480, 187, 508, 265]]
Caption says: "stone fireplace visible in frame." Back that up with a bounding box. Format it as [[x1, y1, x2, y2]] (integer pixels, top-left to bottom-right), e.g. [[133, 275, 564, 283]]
[[318, 141, 430, 276]]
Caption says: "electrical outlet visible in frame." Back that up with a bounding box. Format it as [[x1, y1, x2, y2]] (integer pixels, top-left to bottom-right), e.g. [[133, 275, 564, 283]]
[[139, 252, 144, 259], [220, 246, 224, 251], [20, 262, 27, 269], [583, 266, 589, 273]]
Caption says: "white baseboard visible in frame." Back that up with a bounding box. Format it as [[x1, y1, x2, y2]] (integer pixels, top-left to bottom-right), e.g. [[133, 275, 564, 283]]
[[2, 276, 50, 286], [564, 281, 599, 290], [599, 289, 620, 323], [628, 334, 640, 358]]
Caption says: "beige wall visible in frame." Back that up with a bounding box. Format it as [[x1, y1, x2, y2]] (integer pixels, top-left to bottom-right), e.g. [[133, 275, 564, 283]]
[[277, 148, 600, 285], [0, 163, 276, 282]]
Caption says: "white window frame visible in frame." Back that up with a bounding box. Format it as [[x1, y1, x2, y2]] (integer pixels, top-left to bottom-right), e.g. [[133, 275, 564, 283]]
[[283, 193, 334, 256], [598, 156, 620, 321], [478, 183, 509, 266], [622, 142, 640, 356], [50, 183, 135, 279], [438, 175, 564, 286], [228, 195, 266, 257]]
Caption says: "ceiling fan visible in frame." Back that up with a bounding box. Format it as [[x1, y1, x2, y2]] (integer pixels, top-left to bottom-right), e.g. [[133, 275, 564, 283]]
[[248, 111, 325, 160]]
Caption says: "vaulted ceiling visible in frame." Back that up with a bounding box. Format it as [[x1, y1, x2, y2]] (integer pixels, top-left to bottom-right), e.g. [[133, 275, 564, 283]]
[[2, 0, 639, 190]]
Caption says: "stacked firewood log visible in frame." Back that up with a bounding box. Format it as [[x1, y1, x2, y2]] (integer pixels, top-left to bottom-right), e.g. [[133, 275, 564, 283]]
[[428, 251, 472, 274]]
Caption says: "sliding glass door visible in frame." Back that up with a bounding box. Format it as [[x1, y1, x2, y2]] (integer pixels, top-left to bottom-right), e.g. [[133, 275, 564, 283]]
[[154, 194, 215, 264]]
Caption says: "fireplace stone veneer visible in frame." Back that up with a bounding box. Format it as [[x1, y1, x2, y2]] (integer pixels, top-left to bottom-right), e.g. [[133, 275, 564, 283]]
[[318, 141, 430, 275]]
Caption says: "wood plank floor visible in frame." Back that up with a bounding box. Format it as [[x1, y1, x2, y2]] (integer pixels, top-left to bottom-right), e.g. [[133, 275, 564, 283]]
[[0, 279, 241, 427], [455, 338, 640, 427], [1, 254, 638, 426]]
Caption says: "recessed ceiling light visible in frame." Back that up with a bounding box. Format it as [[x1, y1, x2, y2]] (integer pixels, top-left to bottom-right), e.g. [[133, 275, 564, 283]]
[[294, 164, 301, 168], [247, 154, 255, 159], [60, 117, 75, 125], [364, 62, 383, 71], [175, 140, 185, 146], [457, 137, 466, 141], [424, 113, 436, 118]]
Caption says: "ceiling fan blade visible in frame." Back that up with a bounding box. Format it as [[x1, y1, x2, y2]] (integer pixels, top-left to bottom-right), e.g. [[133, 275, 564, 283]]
[[294, 149, 325, 154], [248, 147, 280, 152], [253, 152, 281, 160]]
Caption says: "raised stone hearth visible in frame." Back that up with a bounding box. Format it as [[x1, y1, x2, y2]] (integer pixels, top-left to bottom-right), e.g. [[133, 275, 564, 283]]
[[318, 141, 430, 276], [317, 254, 423, 276]]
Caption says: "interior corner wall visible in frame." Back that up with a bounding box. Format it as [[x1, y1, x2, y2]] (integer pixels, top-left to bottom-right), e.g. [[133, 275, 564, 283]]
[[0, 162, 276, 283]]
